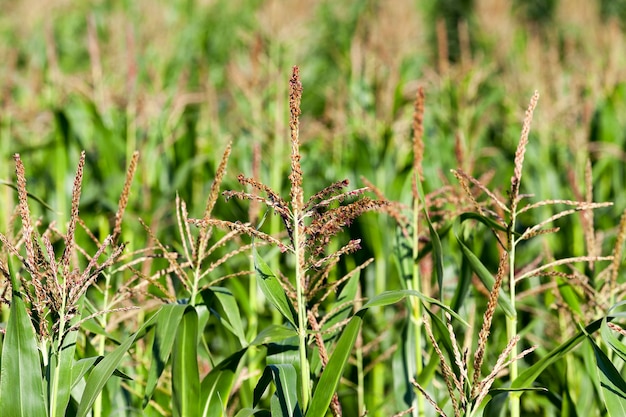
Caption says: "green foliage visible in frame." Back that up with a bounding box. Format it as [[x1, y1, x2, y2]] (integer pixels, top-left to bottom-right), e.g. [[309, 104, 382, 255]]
[[0, 284, 47, 417]]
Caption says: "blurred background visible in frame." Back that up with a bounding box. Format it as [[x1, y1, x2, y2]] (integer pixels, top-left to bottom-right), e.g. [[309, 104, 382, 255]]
[[2, 0, 626, 231]]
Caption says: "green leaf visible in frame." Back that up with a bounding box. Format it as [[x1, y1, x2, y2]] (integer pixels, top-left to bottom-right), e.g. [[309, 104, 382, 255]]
[[482, 391, 507, 417], [557, 278, 583, 318], [602, 302, 626, 364], [254, 364, 302, 417], [144, 304, 193, 407], [321, 272, 359, 331], [454, 232, 516, 318], [254, 249, 297, 327], [250, 325, 298, 346], [450, 255, 472, 312], [0, 291, 47, 417], [458, 212, 508, 233], [416, 178, 445, 300], [200, 349, 247, 417], [234, 410, 271, 417], [269, 364, 303, 417], [205, 287, 248, 346], [359, 289, 469, 327], [588, 336, 626, 416], [481, 387, 546, 416], [49, 328, 79, 416], [392, 323, 415, 410], [71, 357, 101, 389], [172, 306, 200, 417], [511, 317, 604, 389], [421, 308, 461, 378], [253, 366, 274, 407], [307, 315, 362, 417], [76, 311, 159, 417], [0, 180, 57, 212]]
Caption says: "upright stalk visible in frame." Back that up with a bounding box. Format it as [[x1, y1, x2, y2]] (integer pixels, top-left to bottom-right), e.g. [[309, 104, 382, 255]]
[[506, 91, 539, 417], [507, 217, 520, 417], [411, 191, 425, 417], [50, 303, 68, 417], [411, 87, 426, 417], [288, 66, 310, 411], [294, 209, 311, 410]]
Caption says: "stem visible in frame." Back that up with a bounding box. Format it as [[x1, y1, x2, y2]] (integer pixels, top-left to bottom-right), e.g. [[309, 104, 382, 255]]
[[50, 293, 68, 417], [355, 283, 365, 415], [93, 220, 111, 417], [412, 187, 425, 417], [293, 210, 311, 411], [507, 215, 520, 417]]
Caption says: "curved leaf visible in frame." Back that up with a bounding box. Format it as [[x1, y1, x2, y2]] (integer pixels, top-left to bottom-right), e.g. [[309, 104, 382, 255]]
[[454, 232, 515, 318], [588, 336, 626, 416], [172, 306, 200, 417], [254, 249, 297, 327], [144, 304, 188, 407], [511, 317, 604, 389], [49, 328, 79, 416], [76, 311, 159, 417], [602, 302, 626, 363], [416, 178, 445, 300], [359, 289, 468, 327], [0, 291, 47, 417], [200, 349, 247, 417], [270, 364, 302, 417], [204, 287, 247, 346], [458, 212, 508, 233], [307, 315, 362, 417], [251, 325, 298, 346]]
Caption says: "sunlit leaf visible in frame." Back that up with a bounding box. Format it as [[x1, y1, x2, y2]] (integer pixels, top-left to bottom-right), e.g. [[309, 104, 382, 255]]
[[254, 249, 297, 327], [0, 289, 47, 417], [172, 306, 200, 417]]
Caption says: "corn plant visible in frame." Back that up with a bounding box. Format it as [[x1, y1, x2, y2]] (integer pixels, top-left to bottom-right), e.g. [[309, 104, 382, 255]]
[[0, 151, 144, 417]]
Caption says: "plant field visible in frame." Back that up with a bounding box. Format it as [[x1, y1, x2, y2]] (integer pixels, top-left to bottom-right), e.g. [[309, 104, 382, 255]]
[[2, 1, 626, 416]]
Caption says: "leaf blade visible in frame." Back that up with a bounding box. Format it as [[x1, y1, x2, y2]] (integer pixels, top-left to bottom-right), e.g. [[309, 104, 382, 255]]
[[172, 306, 200, 417], [0, 291, 47, 417]]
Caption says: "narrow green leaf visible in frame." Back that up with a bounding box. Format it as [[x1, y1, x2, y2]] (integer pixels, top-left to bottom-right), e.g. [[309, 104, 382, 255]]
[[71, 357, 101, 389], [588, 337, 626, 416], [76, 311, 159, 417], [253, 366, 274, 407], [172, 306, 200, 417], [458, 212, 509, 233], [234, 410, 271, 417], [50, 328, 79, 416], [254, 249, 297, 327], [416, 179, 445, 300], [269, 364, 302, 417], [0, 180, 57, 212], [200, 349, 247, 417], [392, 323, 415, 410], [250, 325, 298, 346], [602, 302, 626, 364], [482, 391, 507, 417], [209, 287, 248, 346], [307, 315, 362, 417], [0, 291, 47, 417], [359, 289, 468, 327], [421, 307, 461, 378], [321, 272, 359, 331], [450, 256, 472, 312], [557, 278, 583, 318], [511, 317, 604, 389], [144, 304, 189, 407], [454, 233, 516, 318]]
